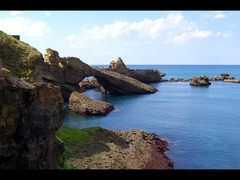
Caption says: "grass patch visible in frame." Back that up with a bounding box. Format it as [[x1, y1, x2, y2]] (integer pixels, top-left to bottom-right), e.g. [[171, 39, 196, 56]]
[[130, 80, 137, 85], [0, 30, 43, 82], [55, 126, 98, 160], [57, 154, 75, 170]]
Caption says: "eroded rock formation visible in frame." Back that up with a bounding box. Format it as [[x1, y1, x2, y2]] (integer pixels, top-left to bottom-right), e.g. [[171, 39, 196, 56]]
[[41, 49, 158, 97], [69, 91, 115, 115], [0, 74, 66, 169], [106, 57, 165, 83]]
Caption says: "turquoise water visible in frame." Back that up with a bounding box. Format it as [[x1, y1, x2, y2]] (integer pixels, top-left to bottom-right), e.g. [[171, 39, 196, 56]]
[[63, 65, 240, 169]]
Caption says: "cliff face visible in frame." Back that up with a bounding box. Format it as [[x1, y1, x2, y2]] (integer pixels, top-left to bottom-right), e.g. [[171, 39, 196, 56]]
[[0, 74, 66, 169]]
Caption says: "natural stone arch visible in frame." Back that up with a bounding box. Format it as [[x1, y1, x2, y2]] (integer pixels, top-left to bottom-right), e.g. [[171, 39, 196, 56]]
[[41, 48, 158, 100]]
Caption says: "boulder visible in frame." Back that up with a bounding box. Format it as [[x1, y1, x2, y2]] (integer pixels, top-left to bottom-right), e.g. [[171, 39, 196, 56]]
[[182, 78, 190, 82], [190, 75, 211, 86], [229, 76, 235, 80], [0, 75, 66, 169], [177, 78, 183, 82], [69, 91, 115, 116]]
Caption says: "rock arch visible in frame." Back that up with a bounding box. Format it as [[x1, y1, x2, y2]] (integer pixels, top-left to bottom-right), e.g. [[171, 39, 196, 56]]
[[40, 48, 157, 100]]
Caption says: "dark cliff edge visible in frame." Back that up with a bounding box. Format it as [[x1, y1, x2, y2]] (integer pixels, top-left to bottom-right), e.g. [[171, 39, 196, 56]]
[[0, 74, 66, 169]]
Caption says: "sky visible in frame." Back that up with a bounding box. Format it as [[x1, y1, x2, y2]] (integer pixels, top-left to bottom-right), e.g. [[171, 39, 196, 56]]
[[0, 10, 240, 65]]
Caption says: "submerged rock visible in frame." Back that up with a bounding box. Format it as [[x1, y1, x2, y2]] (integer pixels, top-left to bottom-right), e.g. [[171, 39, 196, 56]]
[[190, 75, 211, 86], [69, 91, 115, 115], [224, 79, 240, 83]]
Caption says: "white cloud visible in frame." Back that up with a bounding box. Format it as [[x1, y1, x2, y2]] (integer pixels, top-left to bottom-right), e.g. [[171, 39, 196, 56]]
[[66, 12, 197, 48], [214, 13, 226, 19], [166, 29, 213, 44], [216, 31, 233, 37], [25, 21, 53, 36], [10, 11, 22, 16], [0, 17, 53, 36], [124, 42, 141, 46], [229, 24, 236, 28]]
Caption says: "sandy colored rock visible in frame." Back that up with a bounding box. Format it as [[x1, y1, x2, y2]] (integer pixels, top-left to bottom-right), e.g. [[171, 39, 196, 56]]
[[106, 57, 165, 83], [69, 91, 115, 115]]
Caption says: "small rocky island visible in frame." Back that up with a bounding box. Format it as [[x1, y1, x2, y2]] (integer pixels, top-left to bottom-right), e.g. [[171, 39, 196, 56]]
[[189, 75, 211, 86], [69, 91, 115, 116]]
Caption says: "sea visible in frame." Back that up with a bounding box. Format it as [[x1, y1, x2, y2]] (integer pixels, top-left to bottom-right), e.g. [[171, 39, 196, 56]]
[[63, 65, 240, 169]]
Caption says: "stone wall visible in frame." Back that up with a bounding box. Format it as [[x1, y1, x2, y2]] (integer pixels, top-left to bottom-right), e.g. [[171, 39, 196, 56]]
[[11, 35, 20, 40]]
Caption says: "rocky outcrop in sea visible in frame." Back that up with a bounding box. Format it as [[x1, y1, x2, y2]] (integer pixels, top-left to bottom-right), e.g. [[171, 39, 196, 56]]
[[69, 91, 115, 115], [106, 57, 165, 83], [190, 75, 211, 86], [40, 49, 158, 98]]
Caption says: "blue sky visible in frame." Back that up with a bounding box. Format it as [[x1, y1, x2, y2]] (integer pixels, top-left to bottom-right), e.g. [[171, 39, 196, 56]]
[[0, 10, 239, 65]]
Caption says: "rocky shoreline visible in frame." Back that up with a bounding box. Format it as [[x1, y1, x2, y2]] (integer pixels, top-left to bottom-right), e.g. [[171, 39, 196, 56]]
[[162, 74, 240, 83], [61, 126, 173, 169]]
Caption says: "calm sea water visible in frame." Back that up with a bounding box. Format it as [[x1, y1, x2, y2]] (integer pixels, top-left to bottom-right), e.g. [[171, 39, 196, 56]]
[[63, 65, 240, 169]]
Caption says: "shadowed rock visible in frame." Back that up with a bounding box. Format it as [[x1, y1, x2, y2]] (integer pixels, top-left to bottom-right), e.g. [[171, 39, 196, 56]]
[[0, 74, 66, 169]]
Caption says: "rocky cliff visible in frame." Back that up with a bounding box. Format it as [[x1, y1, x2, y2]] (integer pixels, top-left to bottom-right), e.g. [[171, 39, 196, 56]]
[[0, 73, 66, 169]]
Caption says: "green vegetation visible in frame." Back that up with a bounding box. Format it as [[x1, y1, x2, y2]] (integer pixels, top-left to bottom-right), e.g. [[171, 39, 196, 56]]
[[130, 80, 137, 85], [55, 126, 98, 169], [64, 84, 70, 88], [57, 154, 75, 170], [0, 30, 42, 82]]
